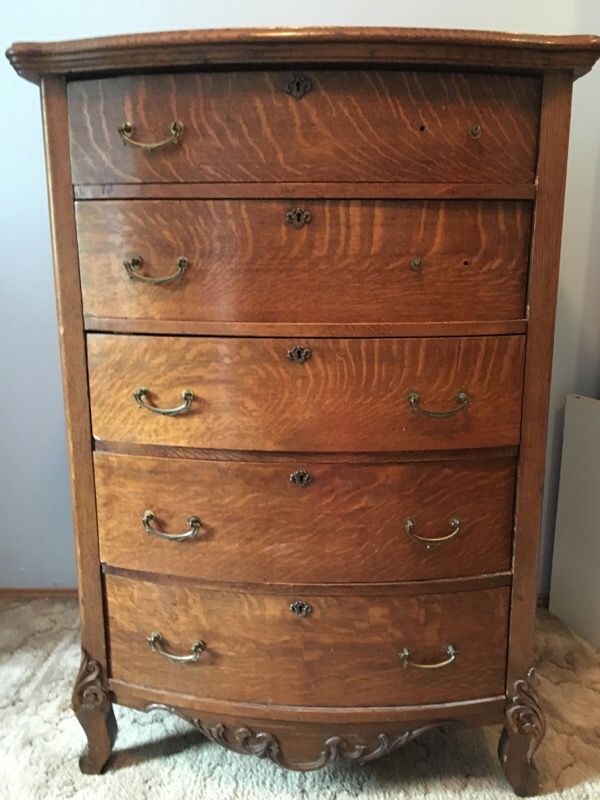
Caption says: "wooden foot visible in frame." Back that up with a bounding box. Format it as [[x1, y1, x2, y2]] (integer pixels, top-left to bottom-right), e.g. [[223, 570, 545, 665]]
[[72, 650, 117, 774], [498, 668, 546, 797]]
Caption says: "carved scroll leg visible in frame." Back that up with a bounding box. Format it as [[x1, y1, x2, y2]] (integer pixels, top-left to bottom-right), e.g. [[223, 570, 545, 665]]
[[71, 650, 118, 774], [498, 668, 546, 797]]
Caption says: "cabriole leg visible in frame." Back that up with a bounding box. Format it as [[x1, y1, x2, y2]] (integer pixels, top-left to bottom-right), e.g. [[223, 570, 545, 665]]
[[71, 650, 117, 774], [498, 668, 546, 797]]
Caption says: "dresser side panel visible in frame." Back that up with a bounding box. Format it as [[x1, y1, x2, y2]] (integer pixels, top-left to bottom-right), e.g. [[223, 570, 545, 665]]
[[508, 71, 574, 686], [40, 77, 106, 664]]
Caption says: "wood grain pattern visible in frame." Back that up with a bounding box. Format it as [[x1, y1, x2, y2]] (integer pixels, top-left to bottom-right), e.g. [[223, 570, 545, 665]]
[[95, 453, 515, 583], [8, 27, 600, 84], [87, 334, 526, 452], [76, 199, 531, 325], [67, 71, 541, 185], [105, 574, 510, 707], [40, 78, 108, 667], [13, 26, 597, 790], [84, 318, 528, 338], [102, 565, 511, 596], [94, 440, 519, 463], [73, 182, 538, 201], [507, 73, 574, 689], [110, 678, 505, 724]]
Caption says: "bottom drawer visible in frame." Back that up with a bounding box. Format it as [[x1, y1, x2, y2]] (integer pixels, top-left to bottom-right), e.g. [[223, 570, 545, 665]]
[[105, 575, 509, 707]]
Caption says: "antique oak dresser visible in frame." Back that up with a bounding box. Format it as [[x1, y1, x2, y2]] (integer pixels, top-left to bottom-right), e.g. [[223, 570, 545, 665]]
[[7, 27, 600, 796]]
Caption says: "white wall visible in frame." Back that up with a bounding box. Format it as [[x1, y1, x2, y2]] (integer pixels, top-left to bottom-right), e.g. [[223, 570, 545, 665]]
[[1, 0, 598, 588]]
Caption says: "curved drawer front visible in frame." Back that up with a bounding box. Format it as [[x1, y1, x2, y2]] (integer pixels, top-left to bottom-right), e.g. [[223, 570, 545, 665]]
[[77, 199, 531, 325], [95, 453, 515, 582], [105, 575, 509, 706], [68, 71, 540, 184], [87, 334, 525, 452]]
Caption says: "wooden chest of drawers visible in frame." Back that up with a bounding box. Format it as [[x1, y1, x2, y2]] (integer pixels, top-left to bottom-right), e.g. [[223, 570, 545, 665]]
[[8, 27, 600, 796]]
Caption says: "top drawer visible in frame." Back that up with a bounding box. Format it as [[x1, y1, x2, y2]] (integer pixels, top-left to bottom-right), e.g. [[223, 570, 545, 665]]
[[67, 70, 541, 185]]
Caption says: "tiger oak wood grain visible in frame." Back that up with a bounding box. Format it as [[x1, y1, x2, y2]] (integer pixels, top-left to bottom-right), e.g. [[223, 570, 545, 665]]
[[94, 453, 515, 583], [87, 334, 526, 452], [67, 71, 540, 185], [76, 199, 531, 325], [11, 25, 599, 792], [105, 574, 510, 707]]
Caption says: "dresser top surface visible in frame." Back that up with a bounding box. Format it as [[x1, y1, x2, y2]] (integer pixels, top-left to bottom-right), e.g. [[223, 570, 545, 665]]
[[7, 26, 600, 84]]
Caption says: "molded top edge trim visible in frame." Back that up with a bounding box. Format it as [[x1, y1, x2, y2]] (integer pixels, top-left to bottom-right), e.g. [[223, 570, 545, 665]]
[[7, 26, 600, 84]]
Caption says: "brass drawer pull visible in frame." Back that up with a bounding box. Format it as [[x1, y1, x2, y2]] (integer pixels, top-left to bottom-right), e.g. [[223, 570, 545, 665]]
[[287, 345, 312, 364], [123, 254, 189, 286], [147, 631, 205, 663], [399, 643, 458, 670], [142, 510, 202, 542], [290, 470, 313, 488], [408, 390, 470, 418], [133, 386, 194, 416], [403, 517, 461, 550], [285, 207, 312, 229], [284, 74, 311, 99], [118, 119, 184, 151]]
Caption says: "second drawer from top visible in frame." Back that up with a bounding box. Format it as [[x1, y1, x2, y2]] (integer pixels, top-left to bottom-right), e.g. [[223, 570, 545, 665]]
[[77, 199, 531, 326]]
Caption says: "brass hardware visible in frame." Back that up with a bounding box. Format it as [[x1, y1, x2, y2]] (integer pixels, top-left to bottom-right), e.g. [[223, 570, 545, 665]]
[[147, 632, 205, 663], [399, 643, 458, 669], [285, 207, 312, 229], [142, 510, 202, 542], [409, 256, 423, 272], [290, 470, 313, 488], [287, 345, 312, 364], [117, 120, 184, 151], [468, 124, 482, 139], [289, 600, 313, 617], [408, 390, 470, 419], [284, 75, 312, 99], [123, 255, 189, 286], [133, 387, 194, 416], [403, 517, 461, 550]]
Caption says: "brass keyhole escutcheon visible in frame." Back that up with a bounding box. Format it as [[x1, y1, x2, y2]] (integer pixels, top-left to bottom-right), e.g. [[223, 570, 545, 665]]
[[290, 470, 313, 488], [285, 207, 312, 229], [289, 600, 312, 617], [287, 345, 312, 364], [284, 75, 312, 99], [468, 124, 482, 139], [410, 256, 423, 272]]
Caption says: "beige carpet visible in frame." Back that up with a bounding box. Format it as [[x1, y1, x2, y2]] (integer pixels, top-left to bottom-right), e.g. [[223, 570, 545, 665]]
[[0, 599, 598, 800]]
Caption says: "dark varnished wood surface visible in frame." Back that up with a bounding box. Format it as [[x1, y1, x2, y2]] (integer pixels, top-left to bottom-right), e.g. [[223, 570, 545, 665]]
[[94, 452, 515, 583], [508, 73, 574, 688], [105, 574, 510, 707], [110, 678, 505, 724], [77, 199, 531, 325], [73, 182, 538, 201], [87, 334, 526, 452], [8, 27, 600, 84], [68, 71, 541, 185], [84, 319, 528, 338], [103, 565, 511, 596], [40, 78, 108, 664]]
